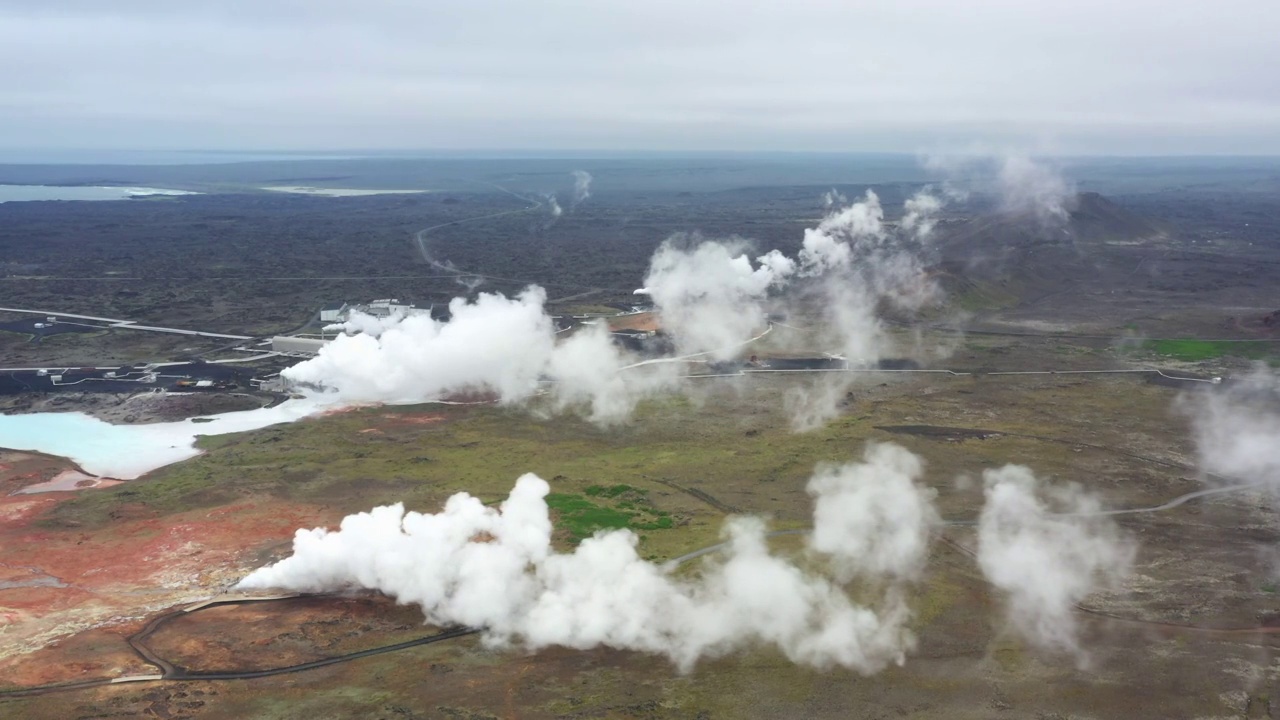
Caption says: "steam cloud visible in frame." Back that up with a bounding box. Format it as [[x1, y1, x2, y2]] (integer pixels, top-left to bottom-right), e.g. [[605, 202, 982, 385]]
[[808, 443, 939, 582], [1182, 371, 1280, 490], [976, 465, 1135, 659], [635, 238, 794, 359], [284, 288, 673, 424], [239, 443, 939, 673], [290, 184, 947, 430], [571, 170, 592, 208], [996, 155, 1072, 222], [637, 189, 944, 428], [238, 440, 1146, 670], [325, 309, 405, 338], [925, 151, 1073, 224], [639, 189, 943, 358]]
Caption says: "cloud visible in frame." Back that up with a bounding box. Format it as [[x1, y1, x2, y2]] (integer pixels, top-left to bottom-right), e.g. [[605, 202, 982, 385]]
[[636, 237, 793, 359], [794, 190, 944, 427], [638, 189, 943, 363], [284, 287, 672, 422], [807, 443, 940, 582], [571, 170, 592, 207], [900, 191, 944, 240], [631, 187, 946, 429], [996, 155, 1072, 222], [822, 189, 849, 209], [324, 309, 404, 338], [1181, 370, 1280, 490], [290, 183, 948, 431], [544, 322, 677, 425], [239, 443, 939, 672], [3, 4, 1278, 154], [285, 289, 554, 403], [976, 464, 1135, 660], [924, 151, 1073, 223]]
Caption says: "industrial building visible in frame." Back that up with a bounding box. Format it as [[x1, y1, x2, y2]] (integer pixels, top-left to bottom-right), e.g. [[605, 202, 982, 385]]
[[318, 299, 432, 323], [271, 335, 331, 355], [319, 302, 349, 323]]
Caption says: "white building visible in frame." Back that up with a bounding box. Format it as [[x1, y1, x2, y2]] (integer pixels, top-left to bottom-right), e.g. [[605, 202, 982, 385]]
[[319, 299, 432, 323], [271, 335, 331, 355], [355, 298, 432, 319], [319, 302, 349, 323]]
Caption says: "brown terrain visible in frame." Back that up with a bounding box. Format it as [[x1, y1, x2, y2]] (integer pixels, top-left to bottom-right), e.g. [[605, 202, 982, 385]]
[[1, 179, 1279, 717], [0, 489, 336, 688]]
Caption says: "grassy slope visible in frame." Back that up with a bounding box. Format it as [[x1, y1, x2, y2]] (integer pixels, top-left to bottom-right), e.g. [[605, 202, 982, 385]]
[[1140, 338, 1279, 363], [43, 390, 875, 560]]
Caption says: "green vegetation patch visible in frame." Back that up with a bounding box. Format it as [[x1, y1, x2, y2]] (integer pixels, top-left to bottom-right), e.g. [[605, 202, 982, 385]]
[[557, 304, 619, 315], [584, 483, 635, 498], [1134, 339, 1278, 362], [545, 493, 634, 538], [546, 488, 673, 544], [945, 277, 1020, 313]]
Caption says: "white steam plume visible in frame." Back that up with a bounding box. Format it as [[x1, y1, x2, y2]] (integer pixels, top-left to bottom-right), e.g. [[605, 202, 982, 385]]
[[800, 188, 942, 321], [571, 170, 592, 208], [976, 465, 1135, 660], [455, 274, 486, 293], [547, 194, 563, 219], [238, 443, 939, 673], [924, 150, 1072, 223], [291, 184, 945, 430], [324, 309, 405, 338], [808, 443, 939, 582], [799, 190, 885, 274], [796, 190, 942, 428], [544, 322, 677, 424], [996, 155, 1071, 222], [638, 189, 943, 367], [636, 237, 794, 359], [284, 288, 671, 424], [900, 191, 944, 241], [634, 188, 945, 429], [1182, 370, 1280, 490]]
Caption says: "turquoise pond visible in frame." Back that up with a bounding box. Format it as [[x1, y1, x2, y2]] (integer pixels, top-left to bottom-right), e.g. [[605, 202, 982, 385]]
[[0, 397, 329, 478]]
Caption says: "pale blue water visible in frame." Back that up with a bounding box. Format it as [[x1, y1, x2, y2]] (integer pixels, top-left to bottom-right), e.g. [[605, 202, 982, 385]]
[[0, 397, 330, 478], [0, 185, 198, 202]]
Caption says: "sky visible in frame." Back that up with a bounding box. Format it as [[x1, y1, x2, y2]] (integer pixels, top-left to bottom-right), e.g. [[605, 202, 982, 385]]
[[2, 1, 1278, 156]]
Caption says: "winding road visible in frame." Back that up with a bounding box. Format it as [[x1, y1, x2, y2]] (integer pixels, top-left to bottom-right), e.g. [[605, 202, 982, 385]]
[[411, 182, 640, 296], [0, 306, 252, 341]]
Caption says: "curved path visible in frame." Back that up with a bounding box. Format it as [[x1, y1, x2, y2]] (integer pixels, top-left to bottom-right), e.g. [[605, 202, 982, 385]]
[[411, 183, 617, 294], [0, 597, 479, 699]]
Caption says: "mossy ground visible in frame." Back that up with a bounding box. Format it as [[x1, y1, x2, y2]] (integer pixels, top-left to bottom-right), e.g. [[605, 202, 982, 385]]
[[1126, 338, 1280, 363], [7, 338, 1274, 719]]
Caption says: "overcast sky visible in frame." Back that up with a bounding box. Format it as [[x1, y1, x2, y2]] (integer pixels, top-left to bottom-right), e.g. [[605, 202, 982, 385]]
[[2, 1, 1278, 156]]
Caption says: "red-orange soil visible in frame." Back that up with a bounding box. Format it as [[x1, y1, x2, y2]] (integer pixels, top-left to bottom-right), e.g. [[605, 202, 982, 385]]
[[144, 595, 428, 674], [0, 450, 80, 496], [0, 493, 337, 686], [608, 311, 660, 333]]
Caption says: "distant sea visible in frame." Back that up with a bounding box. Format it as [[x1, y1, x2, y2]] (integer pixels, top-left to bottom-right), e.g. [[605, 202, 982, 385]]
[[0, 149, 365, 165], [0, 185, 198, 202]]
